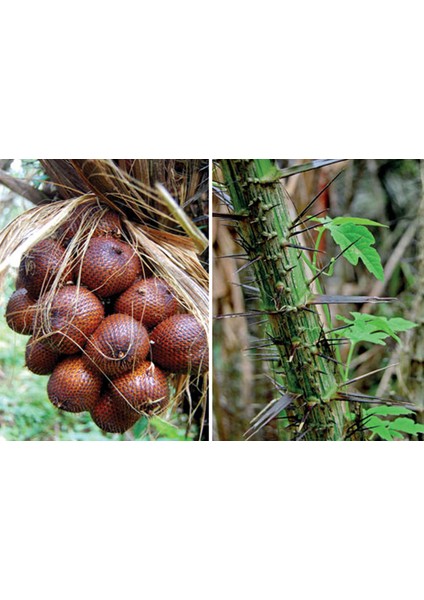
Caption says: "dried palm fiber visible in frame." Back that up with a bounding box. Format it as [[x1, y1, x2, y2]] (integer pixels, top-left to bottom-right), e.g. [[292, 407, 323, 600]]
[[0, 160, 209, 438]]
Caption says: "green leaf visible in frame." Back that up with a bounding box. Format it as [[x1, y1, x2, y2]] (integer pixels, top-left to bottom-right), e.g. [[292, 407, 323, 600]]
[[387, 317, 417, 332], [365, 406, 414, 417], [391, 418, 424, 435], [132, 417, 149, 439], [363, 411, 424, 441], [330, 223, 383, 280], [316, 218, 384, 280], [328, 217, 388, 228], [149, 416, 190, 441], [366, 416, 396, 440], [336, 312, 400, 346]]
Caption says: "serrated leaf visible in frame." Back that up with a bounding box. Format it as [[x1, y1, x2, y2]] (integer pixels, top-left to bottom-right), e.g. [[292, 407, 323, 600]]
[[365, 406, 414, 417], [330, 223, 384, 280], [391, 418, 424, 435], [336, 312, 399, 345], [316, 219, 384, 280], [387, 317, 417, 332], [366, 416, 396, 440], [327, 217, 388, 228]]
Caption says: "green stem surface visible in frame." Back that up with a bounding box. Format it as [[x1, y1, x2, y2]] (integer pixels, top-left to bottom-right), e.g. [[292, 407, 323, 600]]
[[221, 159, 346, 440]]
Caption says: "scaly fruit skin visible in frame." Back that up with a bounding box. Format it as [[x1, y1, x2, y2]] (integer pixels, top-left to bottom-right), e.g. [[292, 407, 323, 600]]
[[43, 285, 105, 354], [114, 277, 181, 329], [84, 313, 150, 377], [25, 337, 61, 375], [5, 288, 37, 335], [15, 272, 25, 290], [150, 314, 208, 374], [18, 238, 73, 300], [90, 392, 140, 433], [56, 206, 122, 244], [75, 236, 141, 297], [47, 355, 103, 412], [109, 361, 169, 416]]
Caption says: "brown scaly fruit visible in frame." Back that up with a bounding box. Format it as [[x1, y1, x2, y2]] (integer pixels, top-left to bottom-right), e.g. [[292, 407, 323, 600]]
[[90, 392, 140, 433], [108, 361, 169, 416], [47, 355, 103, 412], [25, 336, 61, 375], [56, 206, 122, 244], [74, 236, 142, 297], [150, 314, 208, 374], [84, 313, 150, 377], [5, 288, 37, 335], [15, 271, 25, 290], [42, 285, 105, 354], [18, 238, 73, 300], [114, 277, 181, 330]]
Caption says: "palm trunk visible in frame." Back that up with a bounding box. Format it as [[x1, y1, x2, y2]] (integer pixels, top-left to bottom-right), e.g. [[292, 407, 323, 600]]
[[220, 159, 346, 440]]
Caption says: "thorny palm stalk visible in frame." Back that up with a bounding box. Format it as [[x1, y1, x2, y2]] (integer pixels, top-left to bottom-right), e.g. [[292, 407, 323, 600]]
[[220, 159, 346, 441]]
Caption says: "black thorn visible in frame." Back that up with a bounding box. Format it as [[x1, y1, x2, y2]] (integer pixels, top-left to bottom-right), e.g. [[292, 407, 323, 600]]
[[219, 253, 249, 259], [236, 255, 262, 274], [307, 238, 360, 286], [286, 243, 326, 254], [317, 353, 344, 366], [291, 168, 345, 228], [289, 208, 329, 229], [289, 221, 321, 237]]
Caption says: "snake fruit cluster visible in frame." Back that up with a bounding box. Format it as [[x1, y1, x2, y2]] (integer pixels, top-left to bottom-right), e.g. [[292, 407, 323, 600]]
[[4, 206, 208, 434]]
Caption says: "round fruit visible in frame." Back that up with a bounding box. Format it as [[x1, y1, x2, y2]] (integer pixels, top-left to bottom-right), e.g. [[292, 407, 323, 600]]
[[43, 285, 105, 354], [90, 392, 140, 433], [84, 313, 150, 377], [57, 206, 122, 244], [18, 238, 73, 299], [25, 337, 61, 375], [5, 288, 37, 335], [15, 271, 25, 290], [75, 236, 141, 297], [93, 210, 122, 238], [47, 355, 103, 412], [109, 361, 169, 416], [114, 277, 181, 329], [150, 314, 208, 374]]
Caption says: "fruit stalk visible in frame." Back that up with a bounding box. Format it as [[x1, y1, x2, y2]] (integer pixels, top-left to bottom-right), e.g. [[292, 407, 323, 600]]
[[220, 159, 345, 440]]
